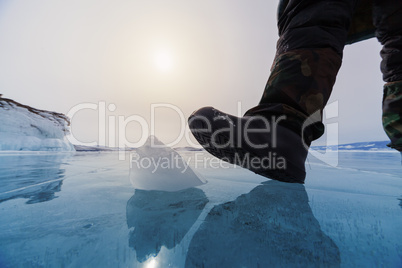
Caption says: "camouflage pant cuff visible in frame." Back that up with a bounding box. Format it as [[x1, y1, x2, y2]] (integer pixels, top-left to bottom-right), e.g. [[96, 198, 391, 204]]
[[258, 48, 341, 117], [387, 143, 402, 152], [382, 81, 402, 152], [244, 103, 325, 145]]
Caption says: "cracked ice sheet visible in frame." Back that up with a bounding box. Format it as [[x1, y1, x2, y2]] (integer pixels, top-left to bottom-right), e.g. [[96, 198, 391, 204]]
[[0, 150, 401, 267], [304, 152, 402, 268]]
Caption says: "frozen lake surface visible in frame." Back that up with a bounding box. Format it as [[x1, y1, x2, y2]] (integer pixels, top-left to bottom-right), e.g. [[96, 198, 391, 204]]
[[0, 150, 401, 267]]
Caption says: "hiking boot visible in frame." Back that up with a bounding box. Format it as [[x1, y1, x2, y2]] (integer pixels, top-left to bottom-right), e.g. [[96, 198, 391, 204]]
[[188, 106, 309, 183]]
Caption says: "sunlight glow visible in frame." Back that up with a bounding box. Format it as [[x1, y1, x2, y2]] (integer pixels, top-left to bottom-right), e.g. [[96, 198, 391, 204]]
[[145, 258, 158, 268], [154, 50, 173, 72]]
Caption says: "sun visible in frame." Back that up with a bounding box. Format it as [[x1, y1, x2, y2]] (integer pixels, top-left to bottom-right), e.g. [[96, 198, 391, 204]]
[[154, 49, 173, 72]]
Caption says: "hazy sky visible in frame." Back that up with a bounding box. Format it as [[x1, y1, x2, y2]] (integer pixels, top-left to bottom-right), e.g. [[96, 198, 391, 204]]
[[0, 0, 389, 147]]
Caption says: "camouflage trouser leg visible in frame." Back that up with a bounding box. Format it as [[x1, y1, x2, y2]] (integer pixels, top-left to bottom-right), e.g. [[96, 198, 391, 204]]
[[373, 1, 402, 151], [245, 48, 342, 143], [245, 0, 356, 144], [382, 82, 402, 151]]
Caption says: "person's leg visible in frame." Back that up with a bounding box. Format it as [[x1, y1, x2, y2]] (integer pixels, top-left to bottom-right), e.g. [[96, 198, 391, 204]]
[[373, 1, 402, 152], [246, 0, 358, 144], [189, 0, 358, 182]]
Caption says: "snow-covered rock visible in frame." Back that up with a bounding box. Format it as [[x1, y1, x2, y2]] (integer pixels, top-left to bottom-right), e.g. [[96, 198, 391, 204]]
[[0, 95, 74, 151]]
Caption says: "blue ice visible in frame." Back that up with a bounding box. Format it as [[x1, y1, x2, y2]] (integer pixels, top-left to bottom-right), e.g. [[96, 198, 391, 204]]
[[0, 149, 401, 267]]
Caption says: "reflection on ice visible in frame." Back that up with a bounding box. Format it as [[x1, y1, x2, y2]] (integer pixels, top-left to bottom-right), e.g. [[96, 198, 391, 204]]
[[129, 136, 206, 192], [143, 258, 158, 268], [126, 187, 208, 262], [0, 150, 400, 267], [0, 153, 69, 204], [186, 180, 340, 267]]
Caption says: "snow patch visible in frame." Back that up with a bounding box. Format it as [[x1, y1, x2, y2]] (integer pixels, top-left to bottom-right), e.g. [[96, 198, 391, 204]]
[[0, 96, 74, 151]]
